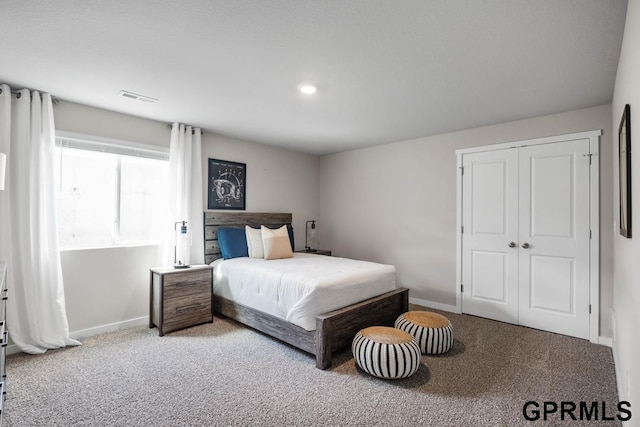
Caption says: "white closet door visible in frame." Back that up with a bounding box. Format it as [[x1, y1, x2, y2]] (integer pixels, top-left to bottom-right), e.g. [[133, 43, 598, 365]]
[[461, 148, 519, 324], [517, 139, 591, 339]]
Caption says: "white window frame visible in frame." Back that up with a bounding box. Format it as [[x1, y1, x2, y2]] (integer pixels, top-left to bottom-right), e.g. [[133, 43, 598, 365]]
[[55, 131, 169, 250]]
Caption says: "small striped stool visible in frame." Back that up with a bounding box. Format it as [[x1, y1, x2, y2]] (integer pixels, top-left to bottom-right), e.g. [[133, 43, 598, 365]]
[[352, 326, 421, 379], [395, 311, 453, 355]]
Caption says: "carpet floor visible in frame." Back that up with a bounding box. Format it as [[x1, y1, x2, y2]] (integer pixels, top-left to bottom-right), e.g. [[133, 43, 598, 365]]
[[4, 308, 620, 426]]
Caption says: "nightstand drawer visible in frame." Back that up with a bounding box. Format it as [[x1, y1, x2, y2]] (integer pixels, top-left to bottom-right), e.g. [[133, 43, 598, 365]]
[[0, 380, 5, 422], [164, 271, 211, 299], [164, 295, 211, 323], [0, 288, 6, 323], [163, 312, 212, 334], [0, 335, 5, 382]]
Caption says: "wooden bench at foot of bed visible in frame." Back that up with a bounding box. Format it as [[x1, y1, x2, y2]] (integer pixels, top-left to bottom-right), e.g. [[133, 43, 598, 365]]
[[213, 287, 409, 369]]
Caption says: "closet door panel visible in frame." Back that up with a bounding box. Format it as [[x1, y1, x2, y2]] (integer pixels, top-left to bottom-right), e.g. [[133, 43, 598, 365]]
[[461, 149, 519, 324], [517, 139, 591, 339]]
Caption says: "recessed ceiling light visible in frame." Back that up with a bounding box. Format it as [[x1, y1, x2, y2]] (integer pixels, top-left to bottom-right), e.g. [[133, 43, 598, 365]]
[[297, 83, 317, 95]]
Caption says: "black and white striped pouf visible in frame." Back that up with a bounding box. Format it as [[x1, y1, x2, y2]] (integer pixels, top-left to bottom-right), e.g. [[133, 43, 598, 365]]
[[395, 311, 454, 355], [352, 326, 421, 379]]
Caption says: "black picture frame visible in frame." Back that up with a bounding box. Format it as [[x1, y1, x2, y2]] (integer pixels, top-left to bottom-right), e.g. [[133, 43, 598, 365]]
[[619, 104, 632, 238], [207, 158, 246, 210]]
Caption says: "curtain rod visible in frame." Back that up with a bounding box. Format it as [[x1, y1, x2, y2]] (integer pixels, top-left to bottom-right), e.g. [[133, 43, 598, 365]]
[[0, 87, 60, 104], [166, 123, 203, 135]]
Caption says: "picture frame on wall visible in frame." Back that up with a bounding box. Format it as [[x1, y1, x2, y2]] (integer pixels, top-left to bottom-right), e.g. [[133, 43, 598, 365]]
[[619, 104, 632, 238], [207, 158, 246, 210]]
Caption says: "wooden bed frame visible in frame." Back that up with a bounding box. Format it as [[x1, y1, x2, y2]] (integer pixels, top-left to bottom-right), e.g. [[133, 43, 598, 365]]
[[204, 211, 409, 369]]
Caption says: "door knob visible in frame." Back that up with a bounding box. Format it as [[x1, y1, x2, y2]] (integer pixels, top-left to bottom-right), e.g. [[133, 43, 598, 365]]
[[508, 242, 517, 248], [522, 242, 530, 249]]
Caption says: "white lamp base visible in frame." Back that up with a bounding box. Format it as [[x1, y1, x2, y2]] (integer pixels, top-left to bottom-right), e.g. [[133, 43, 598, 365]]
[[173, 263, 191, 269]]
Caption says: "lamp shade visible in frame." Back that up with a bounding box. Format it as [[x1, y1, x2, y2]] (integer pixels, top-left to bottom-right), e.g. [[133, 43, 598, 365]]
[[305, 220, 318, 251], [174, 220, 191, 268], [0, 152, 6, 191]]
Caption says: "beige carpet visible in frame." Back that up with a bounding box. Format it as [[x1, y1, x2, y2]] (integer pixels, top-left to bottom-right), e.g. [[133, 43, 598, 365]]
[[4, 308, 620, 426]]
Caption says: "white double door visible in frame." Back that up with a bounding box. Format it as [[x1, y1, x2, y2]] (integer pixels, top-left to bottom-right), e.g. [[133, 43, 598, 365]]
[[461, 138, 591, 339]]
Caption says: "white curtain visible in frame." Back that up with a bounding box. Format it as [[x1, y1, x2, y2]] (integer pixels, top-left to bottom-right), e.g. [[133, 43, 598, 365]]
[[160, 123, 204, 266], [0, 84, 79, 353]]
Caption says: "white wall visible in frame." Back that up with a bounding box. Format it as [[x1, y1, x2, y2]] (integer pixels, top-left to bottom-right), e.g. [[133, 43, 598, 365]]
[[54, 101, 319, 335], [201, 134, 319, 250], [59, 246, 159, 336], [319, 104, 614, 338], [611, 0, 640, 410], [54, 101, 171, 147]]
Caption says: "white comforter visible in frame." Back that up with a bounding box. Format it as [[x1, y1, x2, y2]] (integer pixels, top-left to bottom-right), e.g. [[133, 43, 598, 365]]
[[211, 253, 396, 331]]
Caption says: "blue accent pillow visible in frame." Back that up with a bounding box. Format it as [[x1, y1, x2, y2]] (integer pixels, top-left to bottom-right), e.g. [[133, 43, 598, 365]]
[[287, 225, 295, 250], [217, 227, 249, 259]]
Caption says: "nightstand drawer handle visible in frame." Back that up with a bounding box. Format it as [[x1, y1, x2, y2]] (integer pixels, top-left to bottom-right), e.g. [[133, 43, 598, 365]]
[[174, 281, 204, 288], [176, 304, 201, 313]]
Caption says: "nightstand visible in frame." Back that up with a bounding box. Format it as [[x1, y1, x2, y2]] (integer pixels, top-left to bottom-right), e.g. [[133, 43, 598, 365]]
[[296, 249, 332, 256], [149, 265, 213, 336]]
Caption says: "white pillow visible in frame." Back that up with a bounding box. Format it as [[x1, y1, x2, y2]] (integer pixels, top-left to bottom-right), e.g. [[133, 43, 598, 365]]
[[261, 225, 293, 260], [245, 226, 264, 258]]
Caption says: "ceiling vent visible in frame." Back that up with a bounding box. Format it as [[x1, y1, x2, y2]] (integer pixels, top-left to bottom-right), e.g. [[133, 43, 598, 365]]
[[118, 90, 157, 103]]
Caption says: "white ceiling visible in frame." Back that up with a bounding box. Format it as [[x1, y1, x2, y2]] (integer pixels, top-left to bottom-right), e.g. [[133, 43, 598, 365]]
[[0, 0, 628, 155]]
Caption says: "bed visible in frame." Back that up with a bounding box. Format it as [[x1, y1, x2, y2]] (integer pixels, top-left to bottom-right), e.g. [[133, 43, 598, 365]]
[[204, 212, 409, 369]]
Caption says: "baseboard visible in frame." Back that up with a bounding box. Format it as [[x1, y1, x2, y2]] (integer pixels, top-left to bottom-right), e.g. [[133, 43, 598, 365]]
[[611, 337, 626, 404], [409, 298, 613, 349], [6, 343, 20, 356], [6, 316, 150, 356], [598, 336, 613, 347], [610, 310, 627, 405], [69, 316, 150, 340], [409, 296, 460, 314]]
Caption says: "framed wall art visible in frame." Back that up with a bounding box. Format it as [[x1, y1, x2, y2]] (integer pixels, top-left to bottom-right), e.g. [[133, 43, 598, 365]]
[[207, 158, 246, 210], [619, 104, 632, 238]]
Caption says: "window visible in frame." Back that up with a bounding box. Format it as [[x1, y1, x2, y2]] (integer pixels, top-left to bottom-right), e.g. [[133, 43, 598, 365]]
[[55, 133, 169, 249]]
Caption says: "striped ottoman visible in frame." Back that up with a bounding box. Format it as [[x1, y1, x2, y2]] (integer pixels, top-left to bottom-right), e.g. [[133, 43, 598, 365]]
[[352, 326, 421, 379], [395, 311, 453, 355]]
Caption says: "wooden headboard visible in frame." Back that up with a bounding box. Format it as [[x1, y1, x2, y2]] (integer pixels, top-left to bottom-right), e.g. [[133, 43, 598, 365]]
[[203, 212, 293, 264]]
